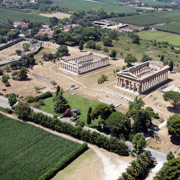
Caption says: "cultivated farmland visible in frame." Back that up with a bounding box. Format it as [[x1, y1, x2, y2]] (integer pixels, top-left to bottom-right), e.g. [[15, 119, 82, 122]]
[[0, 8, 49, 22], [157, 22, 180, 34], [138, 31, 180, 46], [52, 0, 139, 13], [0, 113, 81, 180], [110, 10, 180, 26]]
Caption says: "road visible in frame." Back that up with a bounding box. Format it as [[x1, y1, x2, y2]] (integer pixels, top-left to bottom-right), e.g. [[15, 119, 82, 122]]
[[0, 96, 11, 108]]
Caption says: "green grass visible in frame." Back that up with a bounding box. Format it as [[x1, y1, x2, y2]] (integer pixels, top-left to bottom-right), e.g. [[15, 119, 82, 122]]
[[138, 31, 180, 46], [52, 0, 140, 13], [0, 113, 80, 180], [31, 93, 100, 128], [0, 8, 49, 22]]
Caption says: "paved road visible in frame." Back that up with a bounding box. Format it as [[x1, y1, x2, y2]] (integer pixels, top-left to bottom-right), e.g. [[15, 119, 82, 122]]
[[0, 96, 11, 108]]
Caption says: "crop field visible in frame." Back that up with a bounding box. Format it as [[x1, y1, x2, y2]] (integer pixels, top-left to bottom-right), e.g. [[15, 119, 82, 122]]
[[52, 0, 139, 13], [141, 0, 173, 6], [110, 10, 180, 26], [0, 113, 80, 180], [0, 8, 49, 22], [157, 22, 180, 34], [138, 31, 180, 46]]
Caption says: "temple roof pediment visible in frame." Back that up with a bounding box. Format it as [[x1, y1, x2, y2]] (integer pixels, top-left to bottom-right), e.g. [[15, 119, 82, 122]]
[[117, 72, 140, 80]]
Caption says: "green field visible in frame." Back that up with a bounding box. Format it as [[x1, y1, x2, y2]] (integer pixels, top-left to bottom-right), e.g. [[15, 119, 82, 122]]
[[52, 0, 140, 13], [138, 31, 180, 46], [110, 10, 180, 26], [31, 93, 100, 127], [0, 8, 49, 22], [157, 22, 180, 34], [0, 113, 80, 180]]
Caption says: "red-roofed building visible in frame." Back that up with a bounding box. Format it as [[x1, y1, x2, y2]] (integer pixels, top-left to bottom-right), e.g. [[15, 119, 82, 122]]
[[13, 22, 30, 28]]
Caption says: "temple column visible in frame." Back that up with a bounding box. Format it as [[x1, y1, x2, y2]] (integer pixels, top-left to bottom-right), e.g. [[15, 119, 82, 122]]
[[133, 83, 136, 92], [129, 81, 132, 90]]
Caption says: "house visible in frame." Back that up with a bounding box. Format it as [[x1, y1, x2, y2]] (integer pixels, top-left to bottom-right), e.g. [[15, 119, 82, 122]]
[[13, 22, 30, 28], [37, 29, 53, 37]]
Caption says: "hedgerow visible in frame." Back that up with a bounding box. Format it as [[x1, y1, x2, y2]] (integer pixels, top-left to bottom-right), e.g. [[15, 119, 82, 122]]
[[0, 38, 24, 51], [38, 143, 88, 180]]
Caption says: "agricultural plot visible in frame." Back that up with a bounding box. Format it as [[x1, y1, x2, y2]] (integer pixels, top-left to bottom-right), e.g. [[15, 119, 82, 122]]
[[52, 0, 139, 13], [0, 113, 81, 180], [110, 10, 180, 26], [0, 8, 49, 22], [138, 31, 180, 46], [157, 22, 180, 34]]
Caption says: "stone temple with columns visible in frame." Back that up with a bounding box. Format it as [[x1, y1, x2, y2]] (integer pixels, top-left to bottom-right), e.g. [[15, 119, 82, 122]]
[[116, 61, 169, 94], [60, 52, 109, 74]]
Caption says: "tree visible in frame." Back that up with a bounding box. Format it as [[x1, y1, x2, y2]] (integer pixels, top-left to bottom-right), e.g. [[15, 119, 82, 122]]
[[97, 74, 108, 84], [87, 107, 92, 124], [16, 50, 22, 56], [132, 34, 140, 44], [15, 102, 31, 119], [110, 49, 116, 59], [103, 38, 112, 46], [56, 45, 69, 57], [167, 114, 180, 138], [2, 74, 10, 83], [124, 54, 137, 66], [163, 91, 180, 110], [160, 55, 164, 61], [169, 61, 173, 72], [79, 40, 84, 51], [23, 43, 30, 51], [91, 103, 112, 123], [132, 133, 146, 154], [127, 97, 145, 118], [54, 92, 69, 113], [105, 111, 131, 139], [108, 29, 118, 40], [154, 158, 180, 180], [132, 109, 152, 134], [167, 151, 175, 161], [8, 93, 17, 108], [141, 54, 152, 62], [86, 40, 96, 49], [19, 67, 28, 80], [50, 17, 59, 26], [0, 69, 3, 75]]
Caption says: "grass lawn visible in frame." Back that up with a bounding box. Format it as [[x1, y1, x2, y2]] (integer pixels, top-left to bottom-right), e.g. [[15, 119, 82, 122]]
[[138, 31, 180, 46], [31, 93, 101, 128], [0, 113, 80, 180]]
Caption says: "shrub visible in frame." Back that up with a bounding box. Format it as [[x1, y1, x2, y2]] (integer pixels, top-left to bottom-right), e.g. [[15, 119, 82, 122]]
[[26, 96, 35, 103], [39, 99, 45, 106], [0, 69, 3, 75], [5, 82, 10, 87], [103, 47, 109, 52], [2, 74, 10, 83], [5, 108, 13, 114]]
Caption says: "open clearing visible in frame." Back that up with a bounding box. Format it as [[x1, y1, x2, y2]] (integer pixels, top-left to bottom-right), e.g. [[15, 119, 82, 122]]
[[39, 12, 71, 19], [0, 113, 80, 180], [138, 31, 180, 46]]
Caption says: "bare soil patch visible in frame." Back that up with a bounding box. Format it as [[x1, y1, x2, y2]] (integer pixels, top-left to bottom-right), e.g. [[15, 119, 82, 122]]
[[39, 12, 71, 19]]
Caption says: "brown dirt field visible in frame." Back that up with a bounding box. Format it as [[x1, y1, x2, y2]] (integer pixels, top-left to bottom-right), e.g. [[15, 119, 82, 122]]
[[52, 149, 104, 180], [39, 12, 71, 19], [0, 41, 28, 62]]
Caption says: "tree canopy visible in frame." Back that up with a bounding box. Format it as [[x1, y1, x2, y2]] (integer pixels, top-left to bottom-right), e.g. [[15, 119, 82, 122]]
[[105, 111, 131, 139], [132, 133, 146, 154], [167, 114, 180, 138], [163, 91, 180, 110], [8, 93, 17, 107], [124, 54, 137, 66], [154, 158, 180, 180]]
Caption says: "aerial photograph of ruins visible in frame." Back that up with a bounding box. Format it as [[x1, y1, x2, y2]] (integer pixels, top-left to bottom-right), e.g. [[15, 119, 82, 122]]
[[0, 0, 180, 180]]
